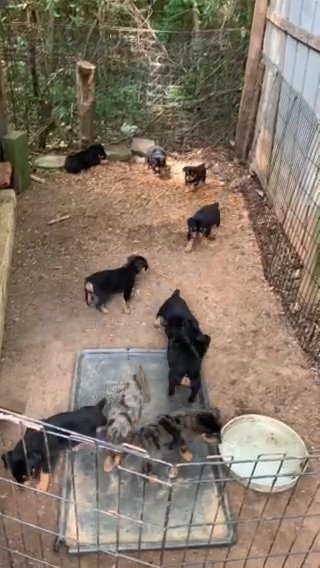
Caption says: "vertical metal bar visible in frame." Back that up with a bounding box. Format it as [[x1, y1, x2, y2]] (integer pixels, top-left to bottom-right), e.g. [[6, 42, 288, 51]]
[[114, 452, 122, 568], [159, 482, 173, 567], [181, 463, 204, 565], [94, 440, 101, 568], [137, 458, 147, 560], [69, 440, 81, 568], [300, 528, 320, 568], [243, 454, 286, 568]]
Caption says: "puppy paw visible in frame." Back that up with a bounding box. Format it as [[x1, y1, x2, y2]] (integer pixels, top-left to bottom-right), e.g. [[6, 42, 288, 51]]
[[36, 472, 51, 492], [168, 465, 179, 479], [180, 376, 191, 387], [104, 456, 115, 473], [148, 474, 160, 484], [153, 317, 161, 328], [100, 305, 108, 314], [180, 448, 193, 462], [184, 241, 193, 253], [123, 304, 131, 315]]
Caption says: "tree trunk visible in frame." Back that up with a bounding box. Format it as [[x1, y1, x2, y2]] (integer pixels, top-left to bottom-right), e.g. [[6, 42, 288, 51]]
[[76, 60, 96, 148]]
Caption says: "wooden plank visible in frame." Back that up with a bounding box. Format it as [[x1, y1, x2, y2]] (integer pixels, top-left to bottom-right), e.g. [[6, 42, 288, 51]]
[[235, 0, 269, 162], [0, 60, 8, 138], [267, 8, 320, 53]]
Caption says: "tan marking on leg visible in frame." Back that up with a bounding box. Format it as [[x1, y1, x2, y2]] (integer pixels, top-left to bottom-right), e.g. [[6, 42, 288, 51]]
[[180, 448, 193, 462], [180, 376, 191, 387], [36, 472, 50, 492], [169, 465, 179, 479], [153, 316, 161, 328], [148, 474, 160, 484], [123, 301, 131, 315], [184, 240, 194, 253], [104, 455, 115, 473], [113, 455, 121, 467], [100, 305, 108, 313]]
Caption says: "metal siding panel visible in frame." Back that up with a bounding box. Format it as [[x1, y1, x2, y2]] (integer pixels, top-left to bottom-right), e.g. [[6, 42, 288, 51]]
[[292, 43, 309, 93], [288, 0, 303, 25], [312, 1, 320, 34], [300, 0, 317, 32], [282, 36, 298, 84], [303, 50, 320, 110]]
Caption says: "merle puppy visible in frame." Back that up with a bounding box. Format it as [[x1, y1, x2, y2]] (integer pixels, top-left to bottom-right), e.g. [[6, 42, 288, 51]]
[[64, 143, 106, 174], [185, 202, 220, 252], [146, 145, 167, 174], [183, 163, 208, 189], [154, 289, 201, 340], [123, 409, 221, 479], [2, 399, 107, 491], [167, 326, 211, 403], [85, 255, 148, 314]]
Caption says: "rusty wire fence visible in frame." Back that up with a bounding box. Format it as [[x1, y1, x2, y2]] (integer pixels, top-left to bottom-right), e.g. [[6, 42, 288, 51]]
[[0, 21, 247, 150], [248, 56, 320, 365], [0, 411, 319, 568]]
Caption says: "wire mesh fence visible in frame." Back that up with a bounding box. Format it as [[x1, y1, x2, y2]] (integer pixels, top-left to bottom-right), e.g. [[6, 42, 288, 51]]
[[0, 21, 247, 150], [0, 410, 319, 568], [250, 60, 320, 364]]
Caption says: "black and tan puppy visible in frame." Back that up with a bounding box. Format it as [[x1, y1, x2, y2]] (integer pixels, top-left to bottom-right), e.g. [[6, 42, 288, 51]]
[[64, 143, 106, 174], [167, 326, 211, 404], [124, 409, 221, 479], [2, 399, 107, 491], [185, 202, 220, 252], [154, 289, 200, 339], [85, 255, 148, 314], [146, 145, 167, 174], [183, 163, 208, 189]]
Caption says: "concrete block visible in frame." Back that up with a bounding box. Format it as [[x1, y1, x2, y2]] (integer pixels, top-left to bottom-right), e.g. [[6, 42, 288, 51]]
[[2, 130, 31, 193], [0, 190, 16, 360], [131, 137, 155, 157]]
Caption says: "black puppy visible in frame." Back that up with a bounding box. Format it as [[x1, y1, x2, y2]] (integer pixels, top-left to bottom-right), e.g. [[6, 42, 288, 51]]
[[64, 143, 106, 174], [146, 145, 167, 174], [2, 399, 107, 491], [85, 255, 148, 314], [154, 289, 200, 339], [183, 163, 208, 188], [167, 328, 211, 403], [185, 202, 220, 252]]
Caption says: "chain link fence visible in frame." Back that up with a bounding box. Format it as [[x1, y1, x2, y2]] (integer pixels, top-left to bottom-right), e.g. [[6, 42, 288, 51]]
[[0, 21, 247, 150]]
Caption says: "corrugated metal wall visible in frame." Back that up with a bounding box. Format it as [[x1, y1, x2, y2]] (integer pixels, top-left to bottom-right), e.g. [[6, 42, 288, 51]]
[[252, 0, 320, 273]]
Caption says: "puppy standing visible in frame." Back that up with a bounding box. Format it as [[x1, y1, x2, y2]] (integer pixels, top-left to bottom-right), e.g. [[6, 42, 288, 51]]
[[183, 163, 210, 189], [2, 399, 107, 491], [104, 366, 150, 472], [145, 145, 167, 175], [84, 255, 148, 314], [64, 143, 107, 174], [185, 202, 220, 252], [154, 289, 200, 338]]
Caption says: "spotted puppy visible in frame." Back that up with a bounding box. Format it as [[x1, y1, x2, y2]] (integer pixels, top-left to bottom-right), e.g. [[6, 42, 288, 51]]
[[2, 399, 107, 491], [64, 143, 106, 174], [185, 202, 220, 252], [85, 255, 148, 314], [124, 409, 221, 479], [104, 366, 150, 472]]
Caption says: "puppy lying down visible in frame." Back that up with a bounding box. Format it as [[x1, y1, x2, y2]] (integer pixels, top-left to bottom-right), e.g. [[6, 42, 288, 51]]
[[104, 366, 150, 472], [119, 409, 222, 480], [2, 399, 107, 491]]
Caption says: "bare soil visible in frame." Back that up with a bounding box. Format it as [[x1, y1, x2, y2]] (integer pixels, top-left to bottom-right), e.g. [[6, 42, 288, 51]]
[[0, 148, 319, 568]]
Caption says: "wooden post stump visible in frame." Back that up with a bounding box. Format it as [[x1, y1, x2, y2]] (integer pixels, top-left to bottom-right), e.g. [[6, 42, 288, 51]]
[[76, 60, 96, 148]]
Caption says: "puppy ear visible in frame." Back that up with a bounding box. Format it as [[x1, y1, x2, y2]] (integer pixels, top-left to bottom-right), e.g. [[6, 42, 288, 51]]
[[127, 255, 136, 264]]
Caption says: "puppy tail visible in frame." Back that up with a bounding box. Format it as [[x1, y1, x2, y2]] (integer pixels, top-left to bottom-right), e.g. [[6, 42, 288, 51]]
[[96, 398, 107, 411], [172, 289, 180, 297]]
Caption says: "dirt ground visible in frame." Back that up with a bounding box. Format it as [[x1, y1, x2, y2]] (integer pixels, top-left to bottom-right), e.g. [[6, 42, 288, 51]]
[[0, 147, 319, 567]]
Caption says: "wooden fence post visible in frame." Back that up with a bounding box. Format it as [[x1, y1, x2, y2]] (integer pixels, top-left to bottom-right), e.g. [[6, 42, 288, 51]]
[[76, 60, 96, 148], [0, 59, 8, 138], [235, 0, 269, 163]]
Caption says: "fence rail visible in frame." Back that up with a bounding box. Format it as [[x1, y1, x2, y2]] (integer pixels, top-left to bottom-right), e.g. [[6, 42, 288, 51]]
[[0, 411, 319, 567]]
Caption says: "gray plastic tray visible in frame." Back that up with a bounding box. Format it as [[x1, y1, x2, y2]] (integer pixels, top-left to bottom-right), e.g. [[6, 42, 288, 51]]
[[57, 349, 234, 554]]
